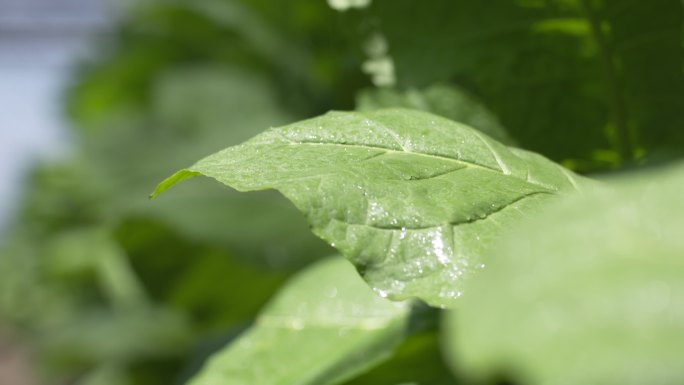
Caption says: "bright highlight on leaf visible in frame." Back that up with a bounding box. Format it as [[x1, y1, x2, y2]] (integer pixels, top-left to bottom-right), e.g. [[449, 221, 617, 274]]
[[444, 162, 684, 385], [153, 108, 587, 307], [187, 256, 410, 385]]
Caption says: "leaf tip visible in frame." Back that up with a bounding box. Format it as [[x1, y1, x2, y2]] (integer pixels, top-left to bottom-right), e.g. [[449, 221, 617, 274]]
[[149, 170, 201, 199]]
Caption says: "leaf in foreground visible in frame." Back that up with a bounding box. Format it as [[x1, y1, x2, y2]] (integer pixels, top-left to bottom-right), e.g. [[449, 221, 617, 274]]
[[153, 108, 586, 307], [187, 256, 410, 385], [444, 162, 684, 385]]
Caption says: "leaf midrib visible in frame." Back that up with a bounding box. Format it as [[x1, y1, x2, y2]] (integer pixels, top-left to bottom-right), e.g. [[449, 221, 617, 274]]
[[277, 139, 554, 192]]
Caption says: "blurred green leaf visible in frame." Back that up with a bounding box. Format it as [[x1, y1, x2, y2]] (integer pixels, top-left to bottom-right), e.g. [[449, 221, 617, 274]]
[[154, 108, 587, 307], [45, 228, 149, 311], [68, 0, 364, 130], [114, 218, 289, 333], [67, 2, 270, 130], [368, 0, 684, 167], [356, 84, 515, 145], [39, 308, 190, 370], [187, 256, 411, 385], [0, 235, 80, 329], [78, 364, 130, 385], [445, 162, 684, 385]]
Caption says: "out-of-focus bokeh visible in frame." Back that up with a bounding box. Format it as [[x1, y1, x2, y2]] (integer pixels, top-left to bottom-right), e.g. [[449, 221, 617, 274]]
[[1, 1, 364, 384], [1, 2, 108, 382], [0, 0, 109, 230], [1, 0, 683, 384]]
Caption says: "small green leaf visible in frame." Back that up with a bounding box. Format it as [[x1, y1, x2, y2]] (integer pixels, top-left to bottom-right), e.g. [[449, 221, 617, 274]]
[[444, 162, 684, 385], [187, 256, 411, 385], [154, 108, 587, 307]]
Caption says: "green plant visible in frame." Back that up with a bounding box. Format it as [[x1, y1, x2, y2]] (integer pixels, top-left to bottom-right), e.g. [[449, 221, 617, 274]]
[[2, 0, 683, 384], [153, 108, 684, 385]]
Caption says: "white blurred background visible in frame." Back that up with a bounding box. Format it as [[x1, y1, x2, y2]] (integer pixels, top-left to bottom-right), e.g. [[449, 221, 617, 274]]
[[0, 0, 112, 230]]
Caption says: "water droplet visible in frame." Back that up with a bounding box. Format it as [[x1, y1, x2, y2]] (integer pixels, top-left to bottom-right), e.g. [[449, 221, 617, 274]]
[[438, 286, 463, 302], [389, 280, 406, 293], [431, 229, 450, 265]]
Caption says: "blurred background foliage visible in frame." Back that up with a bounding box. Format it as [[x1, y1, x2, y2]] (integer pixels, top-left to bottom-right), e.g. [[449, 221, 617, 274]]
[[1, 0, 682, 384]]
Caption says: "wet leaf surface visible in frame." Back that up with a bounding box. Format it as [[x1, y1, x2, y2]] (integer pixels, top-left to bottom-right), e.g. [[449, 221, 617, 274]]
[[154, 109, 587, 307]]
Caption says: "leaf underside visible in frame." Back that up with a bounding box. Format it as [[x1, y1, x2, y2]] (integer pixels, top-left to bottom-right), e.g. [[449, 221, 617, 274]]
[[154, 108, 586, 307]]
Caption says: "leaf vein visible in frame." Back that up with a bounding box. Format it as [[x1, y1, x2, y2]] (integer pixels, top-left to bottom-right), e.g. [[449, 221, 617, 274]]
[[471, 129, 511, 175], [279, 139, 501, 173], [342, 191, 553, 231]]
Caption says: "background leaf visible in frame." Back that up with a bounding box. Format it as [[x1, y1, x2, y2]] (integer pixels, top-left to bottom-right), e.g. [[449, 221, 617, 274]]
[[366, 0, 684, 168], [356, 84, 515, 145], [187, 256, 411, 385], [444, 161, 684, 385]]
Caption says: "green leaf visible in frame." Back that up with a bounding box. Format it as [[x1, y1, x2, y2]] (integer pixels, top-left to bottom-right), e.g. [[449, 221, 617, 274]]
[[154, 108, 587, 307], [45, 228, 149, 311], [367, 0, 684, 167], [186, 256, 411, 385], [444, 162, 684, 385], [356, 84, 515, 145]]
